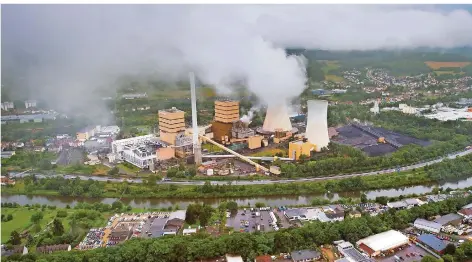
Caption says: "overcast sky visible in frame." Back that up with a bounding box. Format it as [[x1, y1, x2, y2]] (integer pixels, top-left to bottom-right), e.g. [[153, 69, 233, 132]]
[[2, 4, 472, 120]]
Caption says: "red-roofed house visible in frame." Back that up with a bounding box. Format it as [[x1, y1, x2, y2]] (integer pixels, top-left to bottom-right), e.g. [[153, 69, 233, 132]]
[[458, 208, 472, 219], [255, 255, 272, 262]]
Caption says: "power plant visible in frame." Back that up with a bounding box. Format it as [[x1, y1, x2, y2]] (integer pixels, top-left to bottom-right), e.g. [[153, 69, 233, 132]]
[[110, 75, 332, 176], [305, 100, 330, 152]]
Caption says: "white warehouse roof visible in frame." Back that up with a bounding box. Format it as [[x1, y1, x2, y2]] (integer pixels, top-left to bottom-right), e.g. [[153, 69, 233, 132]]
[[356, 230, 409, 253]]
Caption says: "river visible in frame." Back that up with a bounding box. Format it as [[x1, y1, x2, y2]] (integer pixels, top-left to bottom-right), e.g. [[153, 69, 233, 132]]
[[2, 177, 472, 209]]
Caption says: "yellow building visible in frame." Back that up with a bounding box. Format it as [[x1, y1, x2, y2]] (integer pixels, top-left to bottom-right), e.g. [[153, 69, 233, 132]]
[[158, 107, 186, 145], [76, 126, 96, 142], [214, 100, 239, 123], [288, 140, 314, 160], [212, 100, 240, 142], [248, 135, 262, 149]]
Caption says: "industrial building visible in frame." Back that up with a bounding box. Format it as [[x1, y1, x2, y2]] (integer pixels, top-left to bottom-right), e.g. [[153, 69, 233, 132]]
[[417, 234, 446, 254], [336, 241, 372, 262], [424, 107, 472, 121], [356, 230, 409, 257], [413, 218, 442, 233], [306, 100, 330, 151], [158, 107, 186, 145], [289, 140, 314, 160], [1, 112, 58, 124], [434, 213, 463, 226], [211, 100, 240, 143], [110, 135, 165, 169]]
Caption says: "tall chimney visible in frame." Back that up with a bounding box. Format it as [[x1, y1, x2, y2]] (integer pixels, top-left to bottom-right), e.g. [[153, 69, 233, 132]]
[[189, 72, 202, 165]]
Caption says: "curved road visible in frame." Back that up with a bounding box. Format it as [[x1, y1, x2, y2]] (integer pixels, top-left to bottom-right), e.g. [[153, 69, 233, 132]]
[[10, 148, 472, 186]]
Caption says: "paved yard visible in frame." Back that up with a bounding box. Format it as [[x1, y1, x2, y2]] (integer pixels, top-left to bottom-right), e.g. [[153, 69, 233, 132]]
[[226, 210, 274, 233], [377, 244, 430, 262]]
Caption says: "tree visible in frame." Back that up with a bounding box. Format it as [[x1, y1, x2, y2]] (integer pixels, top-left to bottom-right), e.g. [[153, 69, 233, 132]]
[[52, 218, 65, 236], [199, 205, 214, 227], [442, 254, 454, 262], [30, 212, 44, 224], [108, 167, 119, 176], [255, 202, 266, 208], [445, 243, 457, 255], [146, 175, 158, 186], [226, 201, 238, 215], [421, 256, 440, 262], [9, 230, 21, 245], [185, 204, 202, 225], [360, 193, 368, 203], [112, 200, 124, 211]]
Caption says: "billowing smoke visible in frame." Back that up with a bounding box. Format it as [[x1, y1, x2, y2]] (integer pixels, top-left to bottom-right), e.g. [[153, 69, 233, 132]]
[[240, 106, 260, 125], [2, 5, 472, 121]]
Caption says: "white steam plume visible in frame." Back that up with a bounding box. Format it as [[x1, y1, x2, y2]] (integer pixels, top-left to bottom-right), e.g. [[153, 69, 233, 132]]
[[2, 5, 472, 120]]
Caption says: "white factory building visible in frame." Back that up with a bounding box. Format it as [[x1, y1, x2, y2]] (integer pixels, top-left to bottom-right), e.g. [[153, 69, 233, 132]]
[[110, 135, 162, 169], [356, 230, 409, 257], [424, 107, 472, 121]]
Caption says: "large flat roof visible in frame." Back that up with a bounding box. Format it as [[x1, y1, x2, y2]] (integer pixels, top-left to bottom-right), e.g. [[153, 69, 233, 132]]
[[356, 230, 409, 252]]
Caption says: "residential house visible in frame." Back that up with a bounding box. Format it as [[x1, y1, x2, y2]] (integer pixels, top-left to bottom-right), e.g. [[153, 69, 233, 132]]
[[1, 151, 16, 159], [458, 208, 472, 219], [254, 255, 272, 262], [0, 176, 16, 186], [413, 218, 442, 233], [24, 100, 37, 109], [326, 210, 345, 222], [36, 244, 71, 254], [290, 250, 321, 262], [225, 254, 244, 262], [349, 210, 362, 218], [165, 218, 185, 232], [1, 245, 28, 256], [183, 228, 197, 236]]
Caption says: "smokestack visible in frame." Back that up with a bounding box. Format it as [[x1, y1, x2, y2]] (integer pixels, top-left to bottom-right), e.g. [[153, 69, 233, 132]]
[[262, 102, 292, 132], [189, 72, 202, 165], [306, 100, 329, 152]]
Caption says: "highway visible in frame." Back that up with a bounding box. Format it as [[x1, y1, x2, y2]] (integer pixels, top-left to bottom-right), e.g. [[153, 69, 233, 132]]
[[10, 148, 472, 186]]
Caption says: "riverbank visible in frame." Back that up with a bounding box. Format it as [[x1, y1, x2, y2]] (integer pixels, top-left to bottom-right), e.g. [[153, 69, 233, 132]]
[[2, 169, 434, 199]]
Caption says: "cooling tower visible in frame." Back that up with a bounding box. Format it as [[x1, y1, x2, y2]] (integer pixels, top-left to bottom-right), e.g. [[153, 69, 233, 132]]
[[262, 103, 293, 132], [306, 100, 329, 152]]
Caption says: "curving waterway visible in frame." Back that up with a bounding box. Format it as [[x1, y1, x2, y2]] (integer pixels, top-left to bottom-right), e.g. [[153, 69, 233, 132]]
[[2, 177, 472, 209]]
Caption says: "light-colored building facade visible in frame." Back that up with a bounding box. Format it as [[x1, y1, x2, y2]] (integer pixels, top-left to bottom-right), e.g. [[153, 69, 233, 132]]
[[24, 100, 37, 109], [289, 140, 314, 160], [1, 102, 14, 111]]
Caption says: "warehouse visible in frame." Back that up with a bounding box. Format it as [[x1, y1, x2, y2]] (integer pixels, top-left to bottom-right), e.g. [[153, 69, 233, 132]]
[[413, 218, 442, 233], [434, 213, 463, 226], [356, 230, 409, 257], [417, 234, 446, 254]]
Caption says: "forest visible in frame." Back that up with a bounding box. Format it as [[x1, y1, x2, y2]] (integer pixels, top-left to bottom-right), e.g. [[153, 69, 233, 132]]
[[4, 196, 472, 262]]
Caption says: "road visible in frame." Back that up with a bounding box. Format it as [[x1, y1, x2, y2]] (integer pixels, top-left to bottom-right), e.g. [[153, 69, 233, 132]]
[[9, 148, 472, 186]]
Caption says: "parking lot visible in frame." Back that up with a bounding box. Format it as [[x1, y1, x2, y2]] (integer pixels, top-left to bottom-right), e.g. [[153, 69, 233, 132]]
[[226, 209, 274, 233], [377, 244, 430, 262]]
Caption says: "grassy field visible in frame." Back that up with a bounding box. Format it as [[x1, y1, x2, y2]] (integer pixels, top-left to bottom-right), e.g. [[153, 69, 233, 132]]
[[249, 148, 285, 157], [434, 70, 465, 76], [202, 143, 224, 153], [92, 164, 111, 176], [325, 74, 345, 82], [320, 60, 340, 74], [117, 163, 141, 174], [1, 207, 57, 243], [425, 61, 471, 70]]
